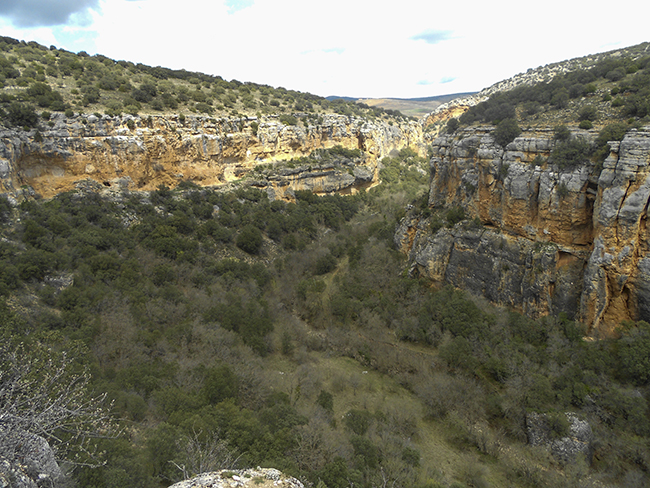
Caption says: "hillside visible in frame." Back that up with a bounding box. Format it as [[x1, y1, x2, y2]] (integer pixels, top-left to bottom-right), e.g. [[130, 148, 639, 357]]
[[356, 93, 476, 118], [399, 41, 650, 334], [0, 36, 412, 123], [0, 36, 426, 200], [423, 42, 650, 134], [1, 37, 650, 488]]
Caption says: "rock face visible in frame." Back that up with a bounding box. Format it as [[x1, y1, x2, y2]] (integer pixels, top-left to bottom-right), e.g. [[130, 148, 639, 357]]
[[168, 468, 304, 488], [396, 126, 650, 333], [0, 428, 64, 488], [252, 158, 376, 201], [0, 113, 424, 200]]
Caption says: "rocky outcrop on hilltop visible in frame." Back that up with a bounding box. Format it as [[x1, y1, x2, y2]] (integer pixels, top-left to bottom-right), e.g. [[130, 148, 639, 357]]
[[168, 468, 304, 488], [0, 113, 424, 200], [396, 126, 650, 333]]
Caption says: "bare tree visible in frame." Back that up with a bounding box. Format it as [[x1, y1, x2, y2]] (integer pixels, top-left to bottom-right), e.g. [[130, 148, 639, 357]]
[[172, 430, 240, 480], [0, 339, 117, 472]]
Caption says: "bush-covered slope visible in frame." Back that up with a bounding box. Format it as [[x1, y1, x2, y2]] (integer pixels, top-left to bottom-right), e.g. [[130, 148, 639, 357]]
[[0, 36, 410, 127], [1, 148, 650, 487], [443, 43, 650, 136]]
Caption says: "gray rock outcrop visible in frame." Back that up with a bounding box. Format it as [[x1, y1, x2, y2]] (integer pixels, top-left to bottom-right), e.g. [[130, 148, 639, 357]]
[[168, 468, 304, 488], [526, 412, 594, 464], [0, 428, 64, 488]]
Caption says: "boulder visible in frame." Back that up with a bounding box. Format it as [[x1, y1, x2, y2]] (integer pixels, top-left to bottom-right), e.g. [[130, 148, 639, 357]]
[[0, 428, 64, 488], [168, 468, 304, 488]]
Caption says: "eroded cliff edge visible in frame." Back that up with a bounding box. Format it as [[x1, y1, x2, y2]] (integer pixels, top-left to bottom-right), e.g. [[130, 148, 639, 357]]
[[0, 113, 424, 200], [396, 126, 650, 333]]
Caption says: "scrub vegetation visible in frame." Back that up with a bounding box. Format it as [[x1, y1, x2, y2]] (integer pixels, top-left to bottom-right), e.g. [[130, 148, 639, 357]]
[[0, 36, 410, 127], [1, 147, 649, 488]]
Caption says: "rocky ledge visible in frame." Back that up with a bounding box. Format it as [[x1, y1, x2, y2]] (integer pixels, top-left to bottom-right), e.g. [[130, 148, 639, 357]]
[[168, 468, 304, 488], [0, 113, 424, 200]]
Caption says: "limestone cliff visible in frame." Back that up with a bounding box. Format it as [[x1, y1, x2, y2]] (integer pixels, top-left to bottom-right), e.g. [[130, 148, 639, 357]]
[[0, 113, 424, 200], [396, 126, 650, 333]]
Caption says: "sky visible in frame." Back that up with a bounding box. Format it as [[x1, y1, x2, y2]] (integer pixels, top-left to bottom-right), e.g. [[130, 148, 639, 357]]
[[0, 0, 649, 99]]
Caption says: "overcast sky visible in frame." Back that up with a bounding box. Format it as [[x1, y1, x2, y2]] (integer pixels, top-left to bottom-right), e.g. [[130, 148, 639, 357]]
[[0, 0, 648, 99]]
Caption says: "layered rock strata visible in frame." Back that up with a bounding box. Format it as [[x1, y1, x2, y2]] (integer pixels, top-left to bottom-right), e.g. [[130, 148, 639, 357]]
[[0, 113, 424, 200], [396, 126, 650, 332]]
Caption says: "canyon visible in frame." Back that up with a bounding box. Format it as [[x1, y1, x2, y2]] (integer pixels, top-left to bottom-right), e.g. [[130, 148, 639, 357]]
[[3, 106, 650, 334]]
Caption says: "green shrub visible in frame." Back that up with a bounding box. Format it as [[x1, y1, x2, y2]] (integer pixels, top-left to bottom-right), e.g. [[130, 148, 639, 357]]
[[532, 155, 545, 166], [446, 118, 459, 134], [236, 224, 263, 254], [350, 435, 380, 469], [553, 124, 571, 141], [439, 336, 477, 372], [202, 364, 239, 405], [579, 120, 593, 129], [402, 446, 421, 467], [547, 412, 571, 439], [314, 253, 337, 275], [550, 137, 593, 169], [279, 114, 298, 126], [578, 105, 597, 121], [618, 321, 650, 384], [445, 207, 465, 227], [203, 298, 273, 355], [318, 457, 361, 488], [594, 121, 628, 162], [81, 85, 100, 105], [5, 101, 38, 127], [195, 102, 213, 114], [493, 118, 521, 147], [316, 390, 334, 413], [524, 374, 555, 410], [344, 409, 373, 435]]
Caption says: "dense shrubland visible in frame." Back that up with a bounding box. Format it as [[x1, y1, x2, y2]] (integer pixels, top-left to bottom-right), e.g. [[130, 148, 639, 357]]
[[1, 146, 649, 487], [459, 53, 650, 128], [445, 48, 650, 171], [0, 36, 411, 127]]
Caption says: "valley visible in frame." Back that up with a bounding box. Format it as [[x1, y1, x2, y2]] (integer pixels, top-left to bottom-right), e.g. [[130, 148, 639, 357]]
[[0, 36, 650, 488]]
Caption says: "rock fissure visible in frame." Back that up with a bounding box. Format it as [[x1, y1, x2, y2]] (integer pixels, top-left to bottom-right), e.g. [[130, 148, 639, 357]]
[[615, 179, 635, 247]]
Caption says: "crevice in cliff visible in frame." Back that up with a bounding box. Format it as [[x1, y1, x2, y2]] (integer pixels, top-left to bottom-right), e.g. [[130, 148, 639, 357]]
[[531, 175, 540, 227], [585, 178, 598, 246], [615, 180, 635, 247], [641, 198, 650, 253]]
